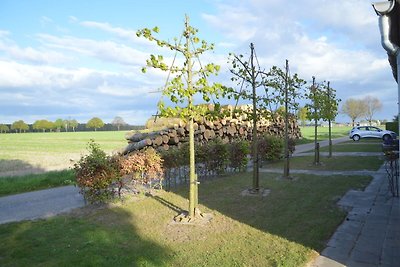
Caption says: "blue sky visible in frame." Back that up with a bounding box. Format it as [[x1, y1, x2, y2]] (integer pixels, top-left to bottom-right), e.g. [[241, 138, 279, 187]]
[[0, 0, 397, 125]]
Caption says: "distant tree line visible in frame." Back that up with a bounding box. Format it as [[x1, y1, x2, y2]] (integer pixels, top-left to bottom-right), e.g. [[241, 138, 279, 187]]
[[0, 116, 145, 133]]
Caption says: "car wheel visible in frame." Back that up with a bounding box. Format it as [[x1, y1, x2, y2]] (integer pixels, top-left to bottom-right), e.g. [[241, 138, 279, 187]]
[[383, 134, 392, 141], [352, 135, 360, 141]]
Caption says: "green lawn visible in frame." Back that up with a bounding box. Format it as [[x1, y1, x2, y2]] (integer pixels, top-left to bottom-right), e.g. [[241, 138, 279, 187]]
[[0, 170, 75, 197], [319, 139, 383, 153], [0, 172, 371, 267], [265, 156, 383, 171], [0, 131, 127, 175], [298, 126, 352, 145]]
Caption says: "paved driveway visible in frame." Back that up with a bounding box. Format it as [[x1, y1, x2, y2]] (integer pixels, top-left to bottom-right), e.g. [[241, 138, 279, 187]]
[[0, 185, 85, 224]]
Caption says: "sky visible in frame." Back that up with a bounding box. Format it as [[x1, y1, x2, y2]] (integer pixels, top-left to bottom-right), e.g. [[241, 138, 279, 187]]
[[0, 0, 397, 125]]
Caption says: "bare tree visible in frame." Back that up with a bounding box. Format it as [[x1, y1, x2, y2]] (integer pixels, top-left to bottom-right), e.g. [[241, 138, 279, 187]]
[[341, 98, 366, 126], [112, 116, 126, 131], [363, 96, 382, 125]]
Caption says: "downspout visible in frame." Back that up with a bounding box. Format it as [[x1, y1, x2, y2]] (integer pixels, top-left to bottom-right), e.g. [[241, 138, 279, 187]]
[[373, 0, 400, 197], [377, 14, 399, 56]]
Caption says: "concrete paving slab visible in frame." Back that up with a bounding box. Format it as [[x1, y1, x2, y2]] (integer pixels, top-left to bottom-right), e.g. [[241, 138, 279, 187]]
[[349, 247, 381, 266], [321, 246, 350, 263], [312, 255, 346, 267], [311, 163, 400, 267]]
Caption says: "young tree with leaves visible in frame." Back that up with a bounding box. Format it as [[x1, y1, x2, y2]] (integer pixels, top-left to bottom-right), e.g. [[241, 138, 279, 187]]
[[229, 43, 268, 191], [305, 77, 326, 165], [265, 60, 305, 178], [137, 15, 228, 219], [321, 82, 340, 157]]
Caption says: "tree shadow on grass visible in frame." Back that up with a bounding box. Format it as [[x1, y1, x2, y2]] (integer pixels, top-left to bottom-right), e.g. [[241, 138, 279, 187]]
[[170, 172, 366, 253], [0, 159, 46, 177], [0, 206, 173, 266]]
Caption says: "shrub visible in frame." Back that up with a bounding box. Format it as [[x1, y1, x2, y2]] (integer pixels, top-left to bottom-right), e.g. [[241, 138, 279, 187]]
[[118, 147, 164, 189], [74, 140, 120, 203], [229, 139, 250, 171], [258, 135, 284, 162], [386, 122, 398, 134], [208, 139, 229, 175], [288, 138, 296, 155]]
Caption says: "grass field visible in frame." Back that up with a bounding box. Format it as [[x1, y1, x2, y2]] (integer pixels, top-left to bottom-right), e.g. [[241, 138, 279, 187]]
[[0, 126, 353, 176], [0, 131, 127, 176], [298, 126, 352, 145]]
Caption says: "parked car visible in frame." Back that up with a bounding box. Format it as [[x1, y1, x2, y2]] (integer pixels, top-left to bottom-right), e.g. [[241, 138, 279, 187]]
[[349, 126, 397, 141]]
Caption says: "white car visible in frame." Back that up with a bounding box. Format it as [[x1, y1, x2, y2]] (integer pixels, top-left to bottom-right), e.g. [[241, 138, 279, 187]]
[[349, 126, 397, 141]]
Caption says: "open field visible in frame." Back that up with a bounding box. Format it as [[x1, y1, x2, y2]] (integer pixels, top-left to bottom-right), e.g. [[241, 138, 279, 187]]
[[0, 172, 371, 266], [0, 126, 353, 176], [0, 131, 127, 176], [0, 129, 384, 197]]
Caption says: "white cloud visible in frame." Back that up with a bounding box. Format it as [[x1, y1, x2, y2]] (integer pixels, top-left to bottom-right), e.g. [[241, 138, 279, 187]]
[[201, 4, 259, 42], [37, 33, 149, 66], [80, 21, 138, 42], [0, 60, 94, 88], [0, 33, 70, 64], [1, 1, 395, 124], [97, 82, 150, 97]]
